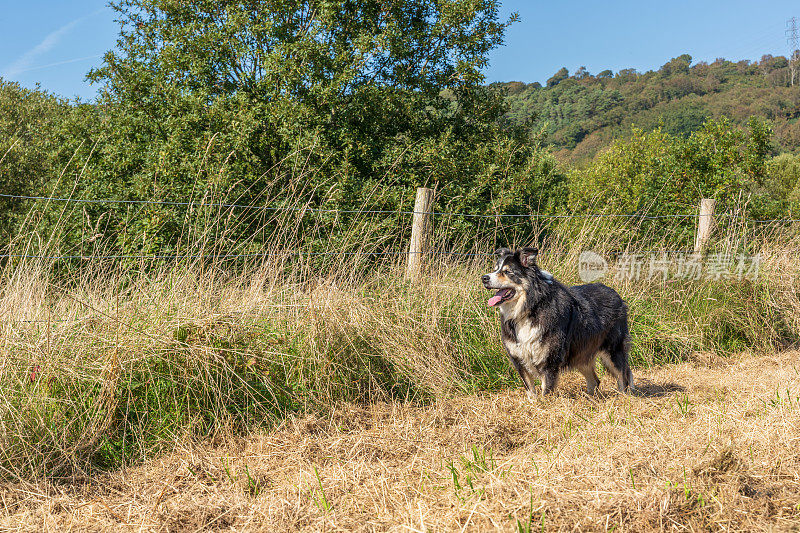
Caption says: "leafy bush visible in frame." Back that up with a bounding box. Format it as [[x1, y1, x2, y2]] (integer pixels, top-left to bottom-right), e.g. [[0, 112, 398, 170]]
[[569, 117, 774, 244]]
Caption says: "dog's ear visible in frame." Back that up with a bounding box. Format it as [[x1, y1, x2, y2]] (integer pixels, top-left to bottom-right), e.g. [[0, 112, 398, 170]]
[[494, 247, 513, 258], [519, 247, 539, 268]]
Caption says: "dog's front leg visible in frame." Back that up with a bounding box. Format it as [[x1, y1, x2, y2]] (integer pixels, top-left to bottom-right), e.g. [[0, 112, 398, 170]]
[[511, 361, 538, 403], [508, 356, 528, 390], [540, 367, 559, 396], [519, 368, 539, 402]]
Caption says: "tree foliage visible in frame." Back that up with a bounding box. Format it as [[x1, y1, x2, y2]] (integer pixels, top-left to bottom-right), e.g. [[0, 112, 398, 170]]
[[3, 1, 578, 255], [570, 117, 778, 243], [2, 20, 799, 256]]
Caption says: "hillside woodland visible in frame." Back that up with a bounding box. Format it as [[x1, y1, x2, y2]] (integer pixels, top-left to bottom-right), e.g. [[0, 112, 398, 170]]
[[499, 53, 800, 163]]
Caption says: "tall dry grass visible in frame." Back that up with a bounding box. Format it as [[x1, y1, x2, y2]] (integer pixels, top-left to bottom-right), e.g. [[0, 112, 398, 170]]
[[2, 186, 800, 483]]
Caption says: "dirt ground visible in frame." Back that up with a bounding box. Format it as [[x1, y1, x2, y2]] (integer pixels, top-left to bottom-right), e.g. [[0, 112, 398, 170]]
[[2, 351, 800, 532]]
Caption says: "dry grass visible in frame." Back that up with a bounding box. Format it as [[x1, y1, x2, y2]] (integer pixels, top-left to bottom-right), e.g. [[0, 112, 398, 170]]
[[4, 200, 800, 530], [2, 349, 799, 531], [1, 236, 800, 474]]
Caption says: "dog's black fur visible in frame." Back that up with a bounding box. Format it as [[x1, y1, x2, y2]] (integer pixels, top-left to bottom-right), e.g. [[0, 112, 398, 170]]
[[482, 247, 633, 397]]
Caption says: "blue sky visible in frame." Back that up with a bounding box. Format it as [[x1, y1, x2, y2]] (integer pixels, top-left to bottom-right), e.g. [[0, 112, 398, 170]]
[[0, 1, 796, 100], [487, 0, 796, 84], [0, 1, 116, 99]]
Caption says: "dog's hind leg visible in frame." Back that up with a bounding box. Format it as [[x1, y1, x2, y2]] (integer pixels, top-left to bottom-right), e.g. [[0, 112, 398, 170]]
[[616, 322, 634, 392], [599, 325, 633, 392], [598, 351, 620, 390], [599, 351, 631, 392], [576, 361, 600, 395]]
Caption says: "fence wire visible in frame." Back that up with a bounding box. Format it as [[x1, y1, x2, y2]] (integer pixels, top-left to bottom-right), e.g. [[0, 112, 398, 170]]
[[1, 192, 795, 262], [0, 192, 750, 219]]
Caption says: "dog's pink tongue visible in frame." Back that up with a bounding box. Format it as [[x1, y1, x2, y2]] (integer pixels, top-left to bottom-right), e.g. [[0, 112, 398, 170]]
[[487, 289, 507, 307]]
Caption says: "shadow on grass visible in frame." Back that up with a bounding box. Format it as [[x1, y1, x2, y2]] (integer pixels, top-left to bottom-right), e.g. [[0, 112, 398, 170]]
[[631, 378, 685, 397], [514, 377, 686, 401]]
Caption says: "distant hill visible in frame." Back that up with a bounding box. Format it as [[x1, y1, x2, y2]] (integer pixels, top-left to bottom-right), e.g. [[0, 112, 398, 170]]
[[495, 54, 800, 164]]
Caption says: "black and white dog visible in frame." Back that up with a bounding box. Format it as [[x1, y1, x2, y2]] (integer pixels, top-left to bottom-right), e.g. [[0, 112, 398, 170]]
[[482, 247, 633, 398]]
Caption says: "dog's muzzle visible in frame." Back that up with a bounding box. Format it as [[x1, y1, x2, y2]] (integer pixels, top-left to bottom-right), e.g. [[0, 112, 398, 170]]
[[482, 274, 516, 307]]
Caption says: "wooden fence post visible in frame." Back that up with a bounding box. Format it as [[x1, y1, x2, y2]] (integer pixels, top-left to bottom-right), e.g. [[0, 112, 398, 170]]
[[406, 187, 434, 280], [694, 198, 716, 254]]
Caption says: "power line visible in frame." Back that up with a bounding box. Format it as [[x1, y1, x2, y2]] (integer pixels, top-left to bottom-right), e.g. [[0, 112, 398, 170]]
[[725, 20, 785, 61], [787, 17, 799, 85]]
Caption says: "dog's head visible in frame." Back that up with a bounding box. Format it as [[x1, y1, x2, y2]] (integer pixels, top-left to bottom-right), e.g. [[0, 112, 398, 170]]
[[481, 247, 553, 308]]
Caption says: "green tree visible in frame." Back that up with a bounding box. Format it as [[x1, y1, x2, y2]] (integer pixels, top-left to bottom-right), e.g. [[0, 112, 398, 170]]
[[569, 117, 775, 243], [547, 67, 569, 87], [0, 80, 102, 244], [74, 0, 556, 254], [500, 52, 799, 163], [660, 54, 692, 76]]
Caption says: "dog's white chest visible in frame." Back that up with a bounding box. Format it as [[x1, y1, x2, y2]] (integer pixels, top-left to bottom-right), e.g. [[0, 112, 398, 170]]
[[503, 323, 548, 368]]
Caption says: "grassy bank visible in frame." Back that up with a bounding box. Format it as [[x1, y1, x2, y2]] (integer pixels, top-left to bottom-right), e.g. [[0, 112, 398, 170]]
[[1, 220, 800, 482], [3, 350, 800, 530]]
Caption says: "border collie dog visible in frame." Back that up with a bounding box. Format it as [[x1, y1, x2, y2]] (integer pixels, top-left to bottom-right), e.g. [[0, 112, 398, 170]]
[[482, 247, 633, 398]]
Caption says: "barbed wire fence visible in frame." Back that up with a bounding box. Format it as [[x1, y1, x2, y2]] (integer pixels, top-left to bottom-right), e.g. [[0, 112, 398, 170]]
[[0, 192, 745, 218], [0, 188, 796, 267], [1, 187, 797, 325]]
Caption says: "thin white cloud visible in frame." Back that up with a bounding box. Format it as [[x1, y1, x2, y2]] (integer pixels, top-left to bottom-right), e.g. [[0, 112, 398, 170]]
[[10, 54, 104, 75], [2, 10, 105, 79]]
